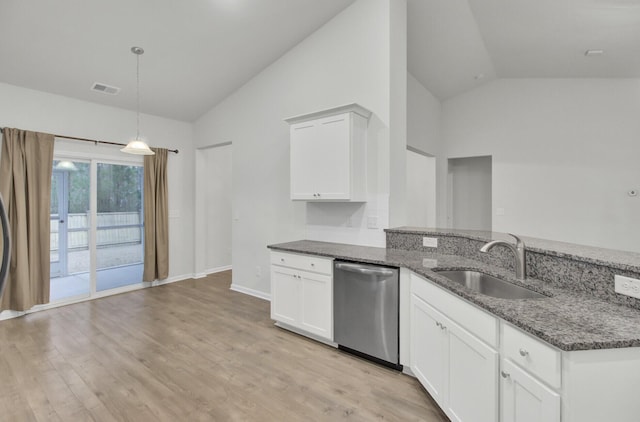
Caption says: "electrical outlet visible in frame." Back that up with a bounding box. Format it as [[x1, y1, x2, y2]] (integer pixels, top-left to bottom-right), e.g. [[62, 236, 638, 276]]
[[614, 275, 640, 299], [423, 237, 438, 248]]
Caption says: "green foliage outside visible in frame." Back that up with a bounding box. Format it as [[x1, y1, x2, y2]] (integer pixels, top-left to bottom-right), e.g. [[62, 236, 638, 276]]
[[52, 162, 143, 214], [96, 164, 142, 213]]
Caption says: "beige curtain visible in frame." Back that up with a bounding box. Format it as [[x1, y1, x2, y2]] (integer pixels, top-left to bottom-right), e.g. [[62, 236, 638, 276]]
[[0, 128, 54, 311], [143, 148, 169, 281]]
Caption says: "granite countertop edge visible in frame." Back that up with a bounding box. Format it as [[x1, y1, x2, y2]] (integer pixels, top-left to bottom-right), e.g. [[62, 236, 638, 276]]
[[268, 240, 640, 352]]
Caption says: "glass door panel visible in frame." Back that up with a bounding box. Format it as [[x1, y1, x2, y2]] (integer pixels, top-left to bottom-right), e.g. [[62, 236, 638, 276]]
[[96, 163, 144, 291], [50, 161, 91, 301], [50, 172, 64, 278]]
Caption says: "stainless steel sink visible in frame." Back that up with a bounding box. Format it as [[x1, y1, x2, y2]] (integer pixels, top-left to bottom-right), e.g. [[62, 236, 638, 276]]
[[435, 270, 547, 299]]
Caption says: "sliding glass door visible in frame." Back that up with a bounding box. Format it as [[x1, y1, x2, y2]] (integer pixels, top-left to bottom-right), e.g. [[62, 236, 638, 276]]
[[50, 160, 91, 301], [96, 163, 144, 291], [49, 158, 144, 302]]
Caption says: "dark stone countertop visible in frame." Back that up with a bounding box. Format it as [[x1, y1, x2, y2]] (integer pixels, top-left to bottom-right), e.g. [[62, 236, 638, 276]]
[[268, 239, 640, 352], [386, 227, 640, 273]]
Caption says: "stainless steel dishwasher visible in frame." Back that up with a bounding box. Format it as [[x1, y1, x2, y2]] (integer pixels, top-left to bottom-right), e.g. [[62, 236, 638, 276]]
[[333, 260, 401, 370]]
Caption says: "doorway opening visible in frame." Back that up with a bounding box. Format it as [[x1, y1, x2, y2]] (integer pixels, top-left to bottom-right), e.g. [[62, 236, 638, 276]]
[[447, 156, 492, 231], [406, 148, 437, 227]]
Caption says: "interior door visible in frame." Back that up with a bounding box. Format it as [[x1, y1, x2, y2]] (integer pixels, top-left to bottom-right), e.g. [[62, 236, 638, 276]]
[[50, 171, 68, 278]]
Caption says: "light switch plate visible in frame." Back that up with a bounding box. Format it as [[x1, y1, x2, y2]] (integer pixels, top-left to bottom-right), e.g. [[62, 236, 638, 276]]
[[615, 275, 640, 299], [423, 237, 438, 248]]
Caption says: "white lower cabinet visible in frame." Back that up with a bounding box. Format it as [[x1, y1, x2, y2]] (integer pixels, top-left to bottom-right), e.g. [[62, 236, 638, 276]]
[[299, 271, 332, 338], [411, 294, 447, 404], [270, 251, 333, 341], [271, 266, 300, 326], [501, 358, 560, 422], [411, 288, 498, 422]]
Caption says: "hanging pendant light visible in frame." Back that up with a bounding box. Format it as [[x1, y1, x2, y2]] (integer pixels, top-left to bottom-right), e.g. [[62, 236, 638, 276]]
[[121, 46, 155, 155], [54, 160, 79, 172]]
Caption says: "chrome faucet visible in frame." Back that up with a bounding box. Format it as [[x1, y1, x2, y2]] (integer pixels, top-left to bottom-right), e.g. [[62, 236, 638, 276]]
[[480, 233, 526, 280]]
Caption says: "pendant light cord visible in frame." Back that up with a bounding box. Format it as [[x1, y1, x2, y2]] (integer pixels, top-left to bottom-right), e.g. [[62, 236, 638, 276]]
[[136, 51, 140, 141]]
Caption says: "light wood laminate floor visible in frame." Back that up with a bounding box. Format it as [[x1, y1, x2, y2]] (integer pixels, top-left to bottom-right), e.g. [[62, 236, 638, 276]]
[[0, 271, 448, 421]]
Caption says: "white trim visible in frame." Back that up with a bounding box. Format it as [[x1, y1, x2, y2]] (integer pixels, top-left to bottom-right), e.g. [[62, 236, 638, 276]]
[[194, 265, 232, 279], [197, 141, 232, 151], [0, 273, 194, 322], [230, 283, 271, 301], [284, 103, 372, 124], [406, 145, 434, 158]]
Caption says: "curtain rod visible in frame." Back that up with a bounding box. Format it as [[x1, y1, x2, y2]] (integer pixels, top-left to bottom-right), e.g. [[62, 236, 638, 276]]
[[0, 127, 179, 154]]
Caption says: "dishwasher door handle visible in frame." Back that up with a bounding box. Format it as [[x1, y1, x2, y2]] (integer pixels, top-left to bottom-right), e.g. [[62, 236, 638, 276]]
[[334, 262, 395, 277]]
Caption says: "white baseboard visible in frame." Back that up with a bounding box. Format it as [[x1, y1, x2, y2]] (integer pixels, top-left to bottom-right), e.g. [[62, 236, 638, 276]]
[[193, 265, 232, 279], [151, 273, 194, 287], [230, 283, 271, 301], [0, 272, 195, 322]]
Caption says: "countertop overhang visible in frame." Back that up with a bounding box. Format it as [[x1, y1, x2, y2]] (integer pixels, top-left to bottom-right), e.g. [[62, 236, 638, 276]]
[[268, 239, 640, 352]]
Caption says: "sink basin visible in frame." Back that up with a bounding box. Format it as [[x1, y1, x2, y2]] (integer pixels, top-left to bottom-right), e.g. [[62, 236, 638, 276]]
[[435, 270, 547, 300]]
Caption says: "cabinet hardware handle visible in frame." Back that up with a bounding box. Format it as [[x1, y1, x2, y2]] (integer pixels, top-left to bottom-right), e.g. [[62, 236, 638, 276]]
[[500, 371, 510, 379], [519, 348, 529, 357], [440, 325, 446, 330], [435, 321, 441, 328], [280, 258, 284, 262], [311, 263, 315, 266]]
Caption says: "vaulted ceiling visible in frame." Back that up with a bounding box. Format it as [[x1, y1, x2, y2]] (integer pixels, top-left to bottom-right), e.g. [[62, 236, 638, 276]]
[[0, 0, 356, 121], [408, 0, 640, 99], [1, 0, 638, 121]]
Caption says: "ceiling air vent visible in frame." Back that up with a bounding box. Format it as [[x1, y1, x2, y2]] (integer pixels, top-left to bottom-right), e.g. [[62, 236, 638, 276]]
[[91, 82, 120, 95]]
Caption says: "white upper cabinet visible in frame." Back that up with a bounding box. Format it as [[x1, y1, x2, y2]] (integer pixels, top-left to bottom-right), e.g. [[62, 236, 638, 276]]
[[285, 104, 371, 202]]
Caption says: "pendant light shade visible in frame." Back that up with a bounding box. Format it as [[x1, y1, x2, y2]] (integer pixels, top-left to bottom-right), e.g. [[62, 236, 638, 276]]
[[54, 160, 79, 172], [121, 138, 155, 155], [122, 46, 154, 156]]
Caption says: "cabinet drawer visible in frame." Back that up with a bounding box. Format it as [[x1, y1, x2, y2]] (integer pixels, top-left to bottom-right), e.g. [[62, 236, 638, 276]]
[[271, 251, 333, 275], [502, 323, 561, 389], [411, 272, 498, 348]]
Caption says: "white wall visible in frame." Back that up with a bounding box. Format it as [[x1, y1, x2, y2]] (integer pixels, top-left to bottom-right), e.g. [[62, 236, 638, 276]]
[[388, 0, 408, 228], [0, 82, 196, 279], [442, 78, 640, 252], [406, 73, 445, 226], [194, 0, 403, 296]]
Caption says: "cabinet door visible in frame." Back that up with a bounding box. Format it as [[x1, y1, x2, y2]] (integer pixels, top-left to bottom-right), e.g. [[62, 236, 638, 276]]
[[290, 121, 319, 200], [270, 266, 300, 326], [446, 321, 499, 422], [501, 359, 560, 422], [314, 114, 350, 199], [410, 294, 448, 405], [299, 271, 332, 340]]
